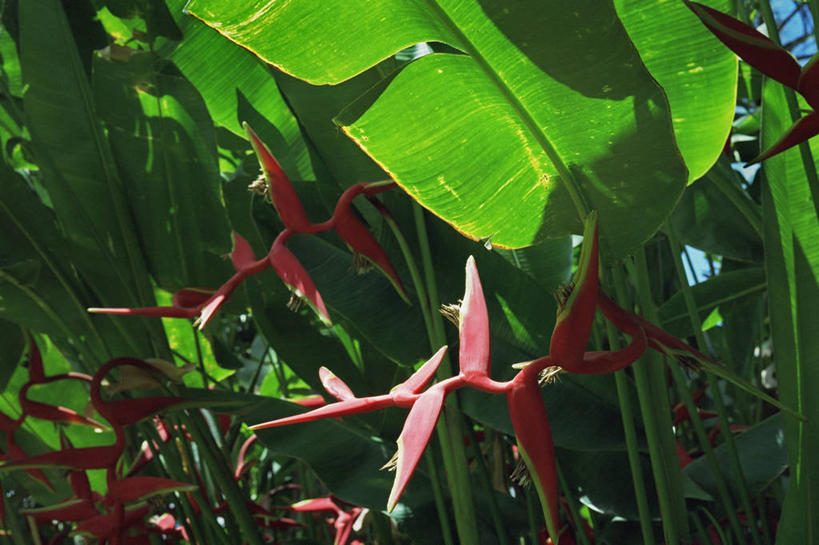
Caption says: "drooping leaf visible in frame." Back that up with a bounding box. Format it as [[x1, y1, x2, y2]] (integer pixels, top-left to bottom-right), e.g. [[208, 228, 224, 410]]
[[615, 0, 737, 182], [186, 0, 688, 258]]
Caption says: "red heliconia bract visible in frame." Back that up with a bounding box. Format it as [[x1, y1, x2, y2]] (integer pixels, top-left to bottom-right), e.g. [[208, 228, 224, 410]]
[[686, 1, 819, 162], [549, 211, 598, 368], [244, 122, 315, 233], [270, 230, 330, 323], [458, 255, 491, 380]]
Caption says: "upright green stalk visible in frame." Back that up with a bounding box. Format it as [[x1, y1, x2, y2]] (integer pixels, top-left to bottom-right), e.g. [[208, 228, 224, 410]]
[[465, 420, 510, 545], [666, 227, 763, 545], [616, 257, 689, 544], [413, 203, 480, 545], [381, 200, 456, 545], [603, 313, 656, 545], [185, 412, 265, 545]]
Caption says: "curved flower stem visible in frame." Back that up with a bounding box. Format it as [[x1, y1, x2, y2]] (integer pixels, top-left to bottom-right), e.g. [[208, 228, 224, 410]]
[[666, 227, 762, 545], [616, 259, 689, 544], [413, 203, 479, 545]]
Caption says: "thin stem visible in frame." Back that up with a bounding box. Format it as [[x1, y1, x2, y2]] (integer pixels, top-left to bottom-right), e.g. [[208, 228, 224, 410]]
[[616, 257, 689, 544], [425, 450, 456, 545], [556, 462, 591, 545], [525, 483, 540, 545], [682, 245, 700, 285], [604, 312, 656, 545], [413, 202, 480, 545], [666, 227, 763, 545], [185, 411, 266, 545], [466, 419, 510, 545], [382, 198, 455, 545], [193, 328, 209, 389], [709, 165, 762, 237]]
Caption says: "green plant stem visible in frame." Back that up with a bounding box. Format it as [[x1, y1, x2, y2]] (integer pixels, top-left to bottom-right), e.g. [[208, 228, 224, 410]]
[[666, 226, 763, 545], [556, 462, 591, 545], [382, 199, 455, 545], [141, 419, 222, 544], [525, 483, 540, 545], [413, 202, 479, 545], [465, 420, 510, 545], [380, 200, 435, 342], [424, 450, 456, 545], [616, 257, 689, 544], [758, 494, 773, 545], [604, 315, 656, 545], [669, 362, 746, 544], [184, 411, 266, 545]]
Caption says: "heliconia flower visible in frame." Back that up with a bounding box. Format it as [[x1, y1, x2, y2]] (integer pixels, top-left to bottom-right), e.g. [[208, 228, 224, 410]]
[[249, 346, 447, 430], [685, 1, 819, 162], [244, 122, 316, 233], [231, 231, 258, 272], [330, 182, 408, 302], [24, 335, 47, 384], [289, 496, 362, 545], [596, 291, 804, 420], [549, 211, 599, 368], [74, 503, 151, 539], [20, 375, 105, 429], [293, 395, 328, 408], [457, 256, 491, 381], [88, 287, 211, 320]]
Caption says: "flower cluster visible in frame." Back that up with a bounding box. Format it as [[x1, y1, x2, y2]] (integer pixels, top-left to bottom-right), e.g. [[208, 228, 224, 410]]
[[249, 212, 725, 543], [89, 123, 406, 329]]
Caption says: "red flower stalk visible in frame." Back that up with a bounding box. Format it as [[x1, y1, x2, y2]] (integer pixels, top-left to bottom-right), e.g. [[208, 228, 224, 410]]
[[686, 1, 819, 162]]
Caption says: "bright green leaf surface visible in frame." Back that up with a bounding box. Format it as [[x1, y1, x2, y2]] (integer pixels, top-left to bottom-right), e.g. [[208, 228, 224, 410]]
[[615, 0, 737, 182], [186, 0, 688, 258]]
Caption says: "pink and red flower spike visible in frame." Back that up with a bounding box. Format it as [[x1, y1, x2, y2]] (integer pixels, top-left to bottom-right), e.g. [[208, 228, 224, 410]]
[[250, 347, 449, 431], [244, 122, 316, 233], [457, 256, 491, 381], [686, 1, 819, 162], [385, 383, 447, 512]]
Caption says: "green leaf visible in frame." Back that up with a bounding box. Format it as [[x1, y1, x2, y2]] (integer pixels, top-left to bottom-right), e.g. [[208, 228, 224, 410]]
[[615, 0, 737, 182], [159, 0, 316, 181], [93, 52, 232, 290], [186, 0, 688, 258], [19, 0, 164, 355], [658, 268, 765, 339], [683, 414, 787, 500], [760, 81, 819, 544], [672, 157, 763, 262]]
